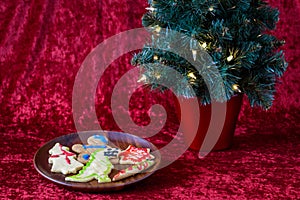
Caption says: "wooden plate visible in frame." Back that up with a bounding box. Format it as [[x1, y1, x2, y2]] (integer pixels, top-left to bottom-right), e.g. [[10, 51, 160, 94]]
[[33, 130, 161, 192]]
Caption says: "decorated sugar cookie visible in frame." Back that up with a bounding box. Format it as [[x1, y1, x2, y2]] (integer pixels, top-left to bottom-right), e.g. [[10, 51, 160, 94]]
[[103, 147, 121, 164], [65, 149, 114, 183], [71, 144, 120, 164], [113, 160, 155, 181], [71, 143, 108, 164], [118, 145, 155, 165], [87, 135, 108, 145], [48, 143, 84, 175], [72, 144, 108, 153]]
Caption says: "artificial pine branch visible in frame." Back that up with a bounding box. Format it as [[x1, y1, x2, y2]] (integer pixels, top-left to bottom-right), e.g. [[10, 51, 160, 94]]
[[132, 0, 288, 109]]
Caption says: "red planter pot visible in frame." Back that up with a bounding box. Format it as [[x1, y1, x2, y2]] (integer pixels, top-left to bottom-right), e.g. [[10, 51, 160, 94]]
[[175, 94, 243, 151]]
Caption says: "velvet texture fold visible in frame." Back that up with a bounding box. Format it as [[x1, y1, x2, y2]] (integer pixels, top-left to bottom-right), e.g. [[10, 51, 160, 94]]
[[0, 0, 299, 199]]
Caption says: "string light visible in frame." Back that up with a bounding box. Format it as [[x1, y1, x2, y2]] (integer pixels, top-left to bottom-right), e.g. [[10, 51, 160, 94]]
[[208, 6, 214, 12], [232, 84, 241, 93], [137, 74, 147, 83], [153, 55, 159, 60], [227, 55, 234, 62], [201, 42, 207, 49], [188, 72, 197, 79], [192, 50, 197, 61], [146, 6, 156, 12], [153, 25, 161, 33], [190, 37, 198, 61]]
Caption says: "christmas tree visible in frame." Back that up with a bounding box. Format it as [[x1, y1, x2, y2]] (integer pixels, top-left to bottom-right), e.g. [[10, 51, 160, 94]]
[[132, 0, 288, 109]]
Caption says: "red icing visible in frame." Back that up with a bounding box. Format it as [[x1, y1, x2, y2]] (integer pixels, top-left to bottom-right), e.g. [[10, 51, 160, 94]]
[[59, 144, 75, 156], [137, 162, 148, 171], [119, 145, 153, 163], [114, 170, 125, 179], [50, 144, 75, 165], [114, 161, 151, 180]]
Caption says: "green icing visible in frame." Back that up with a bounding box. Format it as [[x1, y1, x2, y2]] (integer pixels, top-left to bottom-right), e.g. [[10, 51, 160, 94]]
[[97, 174, 111, 183], [65, 149, 113, 183]]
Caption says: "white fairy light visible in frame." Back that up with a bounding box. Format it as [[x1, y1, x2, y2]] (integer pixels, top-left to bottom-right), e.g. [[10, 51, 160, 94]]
[[201, 42, 207, 49], [137, 74, 147, 83], [227, 55, 234, 62], [232, 84, 241, 93], [192, 50, 197, 61], [146, 7, 156, 12], [153, 25, 161, 33], [188, 72, 197, 79]]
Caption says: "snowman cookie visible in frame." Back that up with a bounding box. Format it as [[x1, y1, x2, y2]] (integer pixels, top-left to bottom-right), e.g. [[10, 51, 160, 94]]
[[87, 135, 109, 145]]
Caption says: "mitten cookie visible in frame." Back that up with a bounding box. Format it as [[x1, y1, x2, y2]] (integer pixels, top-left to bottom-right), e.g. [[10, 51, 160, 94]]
[[48, 143, 84, 175]]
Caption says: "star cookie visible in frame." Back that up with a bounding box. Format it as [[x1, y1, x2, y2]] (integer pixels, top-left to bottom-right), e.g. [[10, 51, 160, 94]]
[[118, 145, 155, 165]]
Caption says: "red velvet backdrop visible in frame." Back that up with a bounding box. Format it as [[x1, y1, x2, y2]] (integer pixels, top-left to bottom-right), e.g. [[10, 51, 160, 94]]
[[0, 0, 299, 199]]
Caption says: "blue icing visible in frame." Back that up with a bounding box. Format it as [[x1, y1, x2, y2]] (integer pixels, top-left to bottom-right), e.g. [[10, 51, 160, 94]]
[[82, 154, 90, 160], [93, 135, 108, 143], [104, 148, 119, 157], [83, 145, 106, 149]]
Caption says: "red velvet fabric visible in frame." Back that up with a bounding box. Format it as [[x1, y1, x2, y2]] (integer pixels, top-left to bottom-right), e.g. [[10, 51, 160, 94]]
[[0, 0, 299, 199]]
